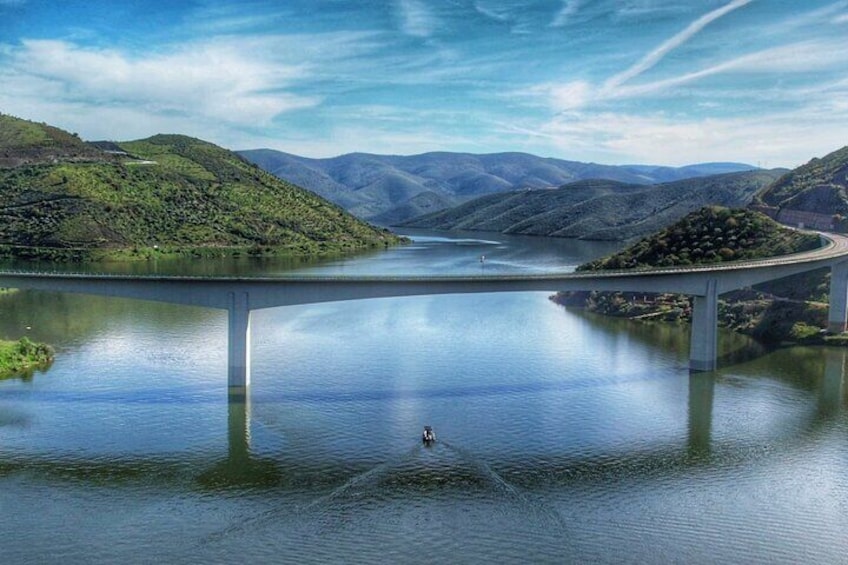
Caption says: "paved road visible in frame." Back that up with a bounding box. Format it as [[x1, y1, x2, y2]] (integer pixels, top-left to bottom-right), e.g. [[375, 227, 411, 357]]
[[1, 231, 847, 310]]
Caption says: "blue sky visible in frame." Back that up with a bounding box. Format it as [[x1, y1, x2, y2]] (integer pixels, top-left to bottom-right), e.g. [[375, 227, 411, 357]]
[[1, 0, 846, 167]]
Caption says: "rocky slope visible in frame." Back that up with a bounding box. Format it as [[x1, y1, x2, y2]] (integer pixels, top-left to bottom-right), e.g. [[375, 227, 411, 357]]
[[754, 145, 848, 230]]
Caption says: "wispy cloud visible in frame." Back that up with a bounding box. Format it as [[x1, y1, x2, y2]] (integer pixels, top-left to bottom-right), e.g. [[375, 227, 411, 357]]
[[0, 37, 321, 138], [527, 1, 762, 114], [534, 102, 848, 167], [397, 0, 437, 38], [2, 0, 845, 166], [602, 0, 755, 92], [472, 1, 510, 23], [611, 39, 848, 100], [551, 0, 584, 27], [610, 2, 692, 23]]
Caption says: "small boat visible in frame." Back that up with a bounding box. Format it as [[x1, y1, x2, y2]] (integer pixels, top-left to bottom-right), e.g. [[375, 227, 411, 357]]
[[422, 425, 436, 445]]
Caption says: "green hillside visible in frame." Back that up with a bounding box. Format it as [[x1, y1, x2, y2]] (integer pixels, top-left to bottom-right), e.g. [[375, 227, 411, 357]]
[[755, 145, 848, 216], [555, 207, 831, 344], [0, 115, 400, 261], [402, 170, 781, 241], [577, 206, 821, 271], [0, 113, 104, 167]]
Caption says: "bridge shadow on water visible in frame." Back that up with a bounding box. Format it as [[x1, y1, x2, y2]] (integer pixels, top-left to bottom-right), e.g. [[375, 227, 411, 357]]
[[689, 346, 848, 458], [199, 347, 848, 493], [572, 306, 812, 372], [1, 344, 845, 521], [190, 348, 848, 558], [2, 348, 843, 493]]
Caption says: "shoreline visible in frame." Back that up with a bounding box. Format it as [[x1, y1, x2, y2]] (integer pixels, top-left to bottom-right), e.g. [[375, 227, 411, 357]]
[[0, 337, 55, 379], [551, 290, 846, 348]]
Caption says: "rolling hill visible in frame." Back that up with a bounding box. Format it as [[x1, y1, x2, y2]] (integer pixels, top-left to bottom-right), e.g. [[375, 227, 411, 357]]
[[239, 148, 757, 225], [0, 114, 399, 261], [399, 170, 783, 241], [753, 145, 848, 230], [576, 206, 822, 270], [552, 207, 829, 344]]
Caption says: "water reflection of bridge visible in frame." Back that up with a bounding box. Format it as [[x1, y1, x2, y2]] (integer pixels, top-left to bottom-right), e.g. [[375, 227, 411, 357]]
[[7, 348, 842, 489], [2, 232, 848, 396]]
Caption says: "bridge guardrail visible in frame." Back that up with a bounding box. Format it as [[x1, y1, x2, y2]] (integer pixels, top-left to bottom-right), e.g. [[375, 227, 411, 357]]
[[1, 232, 847, 283]]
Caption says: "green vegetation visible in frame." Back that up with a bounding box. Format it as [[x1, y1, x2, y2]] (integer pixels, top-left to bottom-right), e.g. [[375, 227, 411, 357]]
[[402, 171, 782, 242], [554, 207, 831, 345], [756, 145, 848, 215], [0, 337, 54, 379], [577, 206, 821, 271], [0, 115, 403, 262], [0, 113, 104, 167]]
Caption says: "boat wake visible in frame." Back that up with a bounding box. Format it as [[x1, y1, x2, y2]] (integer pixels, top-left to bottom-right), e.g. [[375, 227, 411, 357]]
[[198, 436, 568, 555]]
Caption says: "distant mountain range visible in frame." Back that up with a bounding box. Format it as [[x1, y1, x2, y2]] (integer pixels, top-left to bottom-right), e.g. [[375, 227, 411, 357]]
[[238, 149, 757, 225], [399, 171, 784, 241], [4, 111, 844, 259]]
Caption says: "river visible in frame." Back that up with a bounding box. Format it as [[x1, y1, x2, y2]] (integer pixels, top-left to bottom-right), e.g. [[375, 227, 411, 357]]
[[1, 230, 847, 564]]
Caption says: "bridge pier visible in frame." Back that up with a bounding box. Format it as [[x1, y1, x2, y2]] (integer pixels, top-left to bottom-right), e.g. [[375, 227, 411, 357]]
[[227, 291, 251, 397], [689, 279, 718, 372], [828, 261, 848, 333]]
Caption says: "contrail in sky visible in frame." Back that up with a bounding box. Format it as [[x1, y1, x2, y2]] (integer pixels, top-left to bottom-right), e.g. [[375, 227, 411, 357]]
[[603, 0, 755, 92]]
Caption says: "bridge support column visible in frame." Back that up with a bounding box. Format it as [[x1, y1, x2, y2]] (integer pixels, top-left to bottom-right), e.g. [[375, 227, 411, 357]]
[[828, 261, 848, 333], [689, 279, 718, 372], [228, 291, 251, 397]]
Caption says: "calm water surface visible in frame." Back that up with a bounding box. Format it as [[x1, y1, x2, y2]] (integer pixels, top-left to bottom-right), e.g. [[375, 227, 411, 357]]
[[1, 230, 847, 564]]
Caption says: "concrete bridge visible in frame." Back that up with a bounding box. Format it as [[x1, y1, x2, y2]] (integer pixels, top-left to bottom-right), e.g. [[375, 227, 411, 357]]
[[3, 232, 848, 395]]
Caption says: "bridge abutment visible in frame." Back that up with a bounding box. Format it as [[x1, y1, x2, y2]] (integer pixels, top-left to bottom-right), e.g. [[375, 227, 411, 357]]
[[689, 279, 718, 372], [828, 261, 848, 333], [227, 291, 251, 397]]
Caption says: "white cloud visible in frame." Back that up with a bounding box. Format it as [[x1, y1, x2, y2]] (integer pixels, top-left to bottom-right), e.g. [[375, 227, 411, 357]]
[[611, 2, 692, 22], [186, 2, 293, 34], [602, 0, 755, 92], [834, 12, 848, 23], [535, 103, 848, 167], [610, 40, 848, 101], [472, 2, 510, 22], [530, 0, 763, 113], [551, 0, 584, 27], [546, 81, 595, 112], [397, 0, 437, 38], [529, 33, 848, 115], [8, 39, 317, 124]]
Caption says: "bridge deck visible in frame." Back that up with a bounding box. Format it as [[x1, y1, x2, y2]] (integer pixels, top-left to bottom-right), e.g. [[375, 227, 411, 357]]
[[2, 231, 848, 387]]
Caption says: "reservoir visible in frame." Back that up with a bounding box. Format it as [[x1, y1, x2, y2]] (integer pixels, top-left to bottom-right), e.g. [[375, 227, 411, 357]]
[[1, 230, 847, 563]]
